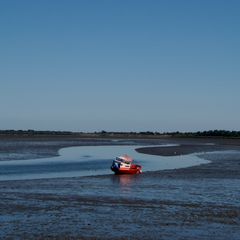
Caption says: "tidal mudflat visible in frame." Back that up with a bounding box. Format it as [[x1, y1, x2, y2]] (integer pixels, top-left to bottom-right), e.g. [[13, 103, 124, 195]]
[[0, 137, 240, 239]]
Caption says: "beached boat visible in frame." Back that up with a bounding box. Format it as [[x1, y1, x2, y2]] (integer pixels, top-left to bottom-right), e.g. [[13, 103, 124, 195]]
[[111, 155, 142, 174]]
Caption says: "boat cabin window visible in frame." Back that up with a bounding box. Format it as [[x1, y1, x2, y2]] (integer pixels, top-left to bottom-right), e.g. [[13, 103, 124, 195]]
[[116, 157, 131, 164]]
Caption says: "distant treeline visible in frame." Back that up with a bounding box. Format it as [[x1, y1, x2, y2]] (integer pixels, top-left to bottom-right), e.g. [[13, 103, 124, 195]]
[[163, 130, 240, 138], [0, 129, 240, 138], [0, 130, 73, 136], [98, 130, 240, 138]]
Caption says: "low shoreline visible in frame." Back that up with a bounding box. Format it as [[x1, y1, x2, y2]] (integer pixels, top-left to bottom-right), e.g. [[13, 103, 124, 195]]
[[1, 135, 240, 179], [135, 142, 240, 179], [1, 135, 240, 160], [1, 136, 240, 179]]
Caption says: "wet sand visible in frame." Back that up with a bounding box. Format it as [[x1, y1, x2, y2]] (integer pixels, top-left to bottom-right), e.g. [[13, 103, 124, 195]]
[[0, 137, 240, 239]]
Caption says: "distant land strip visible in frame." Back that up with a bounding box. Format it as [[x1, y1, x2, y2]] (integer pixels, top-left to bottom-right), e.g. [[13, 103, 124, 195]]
[[0, 130, 240, 138]]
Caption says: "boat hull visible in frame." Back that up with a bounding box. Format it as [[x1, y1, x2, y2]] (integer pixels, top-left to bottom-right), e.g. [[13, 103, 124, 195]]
[[111, 164, 142, 175]]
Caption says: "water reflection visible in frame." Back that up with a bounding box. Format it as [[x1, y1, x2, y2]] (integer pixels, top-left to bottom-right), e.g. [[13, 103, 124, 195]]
[[0, 145, 210, 181], [111, 174, 142, 193]]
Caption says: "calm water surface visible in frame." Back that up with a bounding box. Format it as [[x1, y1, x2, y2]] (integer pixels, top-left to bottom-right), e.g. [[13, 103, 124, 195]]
[[0, 145, 209, 181]]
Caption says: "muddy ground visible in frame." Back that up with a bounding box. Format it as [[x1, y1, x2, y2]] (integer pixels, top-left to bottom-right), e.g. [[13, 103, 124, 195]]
[[0, 137, 240, 239]]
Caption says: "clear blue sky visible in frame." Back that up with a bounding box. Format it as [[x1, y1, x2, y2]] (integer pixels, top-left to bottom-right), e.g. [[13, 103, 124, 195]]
[[0, 0, 239, 132]]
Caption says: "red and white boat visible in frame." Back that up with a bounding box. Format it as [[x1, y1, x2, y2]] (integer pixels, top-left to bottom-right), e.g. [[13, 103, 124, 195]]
[[111, 155, 142, 174]]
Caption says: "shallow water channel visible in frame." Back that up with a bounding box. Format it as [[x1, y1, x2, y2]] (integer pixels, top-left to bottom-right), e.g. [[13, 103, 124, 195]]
[[0, 145, 209, 181]]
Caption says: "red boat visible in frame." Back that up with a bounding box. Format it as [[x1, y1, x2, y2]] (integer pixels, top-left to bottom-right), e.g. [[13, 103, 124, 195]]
[[111, 155, 142, 174]]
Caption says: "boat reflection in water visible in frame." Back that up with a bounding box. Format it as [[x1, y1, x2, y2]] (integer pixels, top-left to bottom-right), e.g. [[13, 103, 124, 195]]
[[111, 174, 142, 193]]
